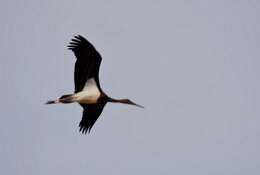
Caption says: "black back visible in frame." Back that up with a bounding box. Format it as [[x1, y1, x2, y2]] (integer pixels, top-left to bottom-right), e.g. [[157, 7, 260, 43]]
[[68, 35, 102, 93]]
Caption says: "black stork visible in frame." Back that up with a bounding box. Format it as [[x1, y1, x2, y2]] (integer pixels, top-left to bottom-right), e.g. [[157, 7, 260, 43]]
[[46, 35, 143, 134]]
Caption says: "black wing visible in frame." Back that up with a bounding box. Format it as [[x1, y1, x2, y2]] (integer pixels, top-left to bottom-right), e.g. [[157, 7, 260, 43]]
[[79, 103, 107, 134], [68, 35, 102, 93]]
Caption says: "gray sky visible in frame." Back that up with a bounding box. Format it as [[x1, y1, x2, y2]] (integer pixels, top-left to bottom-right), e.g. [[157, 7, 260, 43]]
[[1, 0, 260, 174]]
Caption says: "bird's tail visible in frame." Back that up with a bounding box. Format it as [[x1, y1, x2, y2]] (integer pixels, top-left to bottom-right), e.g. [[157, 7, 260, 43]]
[[45, 94, 74, 104]]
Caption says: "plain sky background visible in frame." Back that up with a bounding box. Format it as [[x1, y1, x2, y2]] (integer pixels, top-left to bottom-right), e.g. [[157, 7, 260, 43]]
[[1, 0, 260, 174]]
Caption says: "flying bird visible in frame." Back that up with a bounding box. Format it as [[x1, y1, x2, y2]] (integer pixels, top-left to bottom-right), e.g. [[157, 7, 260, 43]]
[[46, 35, 143, 134]]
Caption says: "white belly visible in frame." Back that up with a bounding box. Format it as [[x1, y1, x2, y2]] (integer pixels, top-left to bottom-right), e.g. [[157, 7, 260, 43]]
[[73, 77, 101, 104], [74, 91, 100, 104]]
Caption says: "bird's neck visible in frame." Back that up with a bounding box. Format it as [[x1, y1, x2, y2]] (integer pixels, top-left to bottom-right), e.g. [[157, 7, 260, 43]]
[[107, 97, 143, 108], [107, 97, 127, 104]]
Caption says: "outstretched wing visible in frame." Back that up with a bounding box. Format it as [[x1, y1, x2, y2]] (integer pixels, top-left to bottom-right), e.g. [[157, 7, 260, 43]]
[[68, 35, 102, 93], [79, 103, 107, 134]]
